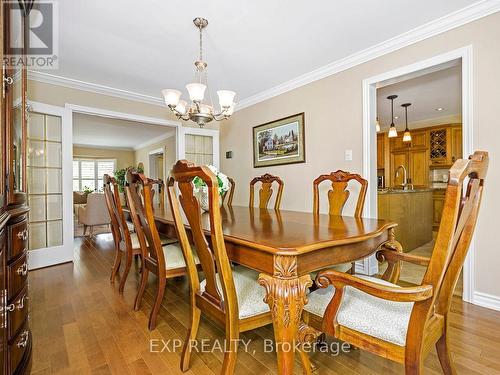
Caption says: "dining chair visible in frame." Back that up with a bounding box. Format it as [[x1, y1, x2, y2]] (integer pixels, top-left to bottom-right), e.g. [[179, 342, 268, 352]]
[[167, 160, 273, 374], [126, 169, 199, 330], [303, 151, 489, 374], [103, 174, 142, 293], [222, 177, 235, 206], [249, 173, 284, 209], [313, 170, 368, 273]]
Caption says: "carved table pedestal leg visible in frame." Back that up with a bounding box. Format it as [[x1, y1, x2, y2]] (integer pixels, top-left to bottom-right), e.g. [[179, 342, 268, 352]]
[[259, 255, 313, 375]]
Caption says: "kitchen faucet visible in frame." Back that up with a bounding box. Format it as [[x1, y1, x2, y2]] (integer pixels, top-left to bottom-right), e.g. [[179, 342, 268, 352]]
[[394, 165, 412, 190]]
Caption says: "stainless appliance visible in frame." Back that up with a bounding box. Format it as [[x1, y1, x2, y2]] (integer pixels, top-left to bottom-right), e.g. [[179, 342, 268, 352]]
[[377, 175, 385, 188]]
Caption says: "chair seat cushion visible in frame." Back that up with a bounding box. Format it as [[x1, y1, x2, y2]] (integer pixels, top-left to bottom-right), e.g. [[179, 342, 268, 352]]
[[162, 243, 199, 270], [200, 266, 269, 319], [129, 232, 177, 249], [305, 275, 413, 346]]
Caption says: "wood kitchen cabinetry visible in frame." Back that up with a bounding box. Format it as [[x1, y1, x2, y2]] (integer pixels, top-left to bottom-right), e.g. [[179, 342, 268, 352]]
[[388, 130, 429, 188], [432, 189, 446, 230], [429, 125, 462, 168], [378, 124, 462, 188], [377, 133, 385, 169]]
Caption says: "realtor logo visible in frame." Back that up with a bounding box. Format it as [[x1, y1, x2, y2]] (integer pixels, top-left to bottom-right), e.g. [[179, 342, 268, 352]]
[[5, 1, 59, 69]]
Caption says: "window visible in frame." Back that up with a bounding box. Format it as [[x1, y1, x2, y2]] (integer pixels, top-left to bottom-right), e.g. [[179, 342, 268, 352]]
[[185, 134, 213, 165], [73, 159, 116, 192]]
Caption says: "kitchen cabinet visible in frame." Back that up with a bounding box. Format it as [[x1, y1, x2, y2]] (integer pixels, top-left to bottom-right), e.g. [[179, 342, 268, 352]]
[[390, 150, 409, 187], [433, 189, 446, 230], [408, 148, 429, 187], [451, 126, 463, 163], [390, 148, 428, 188], [377, 133, 385, 169]]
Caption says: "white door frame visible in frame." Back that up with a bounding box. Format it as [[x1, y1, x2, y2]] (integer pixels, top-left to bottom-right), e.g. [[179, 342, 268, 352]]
[[178, 126, 220, 169], [148, 147, 164, 179], [65, 103, 181, 159], [361, 46, 474, 303], [27, 102, 74, 269]]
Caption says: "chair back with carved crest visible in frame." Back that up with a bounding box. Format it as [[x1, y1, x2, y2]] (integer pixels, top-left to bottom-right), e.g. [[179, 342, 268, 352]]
[[249, 173, 284, 209], [125, 169, 165, 271], [313, 170, 368, 217], [167, 160, 239, 320], [221, 177, 235, 206], [103, 174, 121, 245], [103, 174, 132, 248]]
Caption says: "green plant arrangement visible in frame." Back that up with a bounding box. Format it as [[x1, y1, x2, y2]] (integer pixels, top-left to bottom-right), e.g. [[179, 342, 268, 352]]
[[82, 186, 94, 194], [192, 165, 230, 196], [192, 165, 230, 212], [114, 165, 144, 192]]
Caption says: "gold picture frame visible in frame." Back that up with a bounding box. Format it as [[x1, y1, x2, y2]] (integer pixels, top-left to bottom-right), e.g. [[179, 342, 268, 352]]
[[253, 113, 305, 168]]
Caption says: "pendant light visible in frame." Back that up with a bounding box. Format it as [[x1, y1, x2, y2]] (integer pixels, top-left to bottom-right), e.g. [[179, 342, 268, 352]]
[[402, 103, 412, 142], [376, 117, 381, 132], [387, 95, 398, 138]]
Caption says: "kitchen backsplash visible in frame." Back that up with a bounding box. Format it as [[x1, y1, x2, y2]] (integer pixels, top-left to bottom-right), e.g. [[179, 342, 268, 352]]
[[430, 168, 449, 188]]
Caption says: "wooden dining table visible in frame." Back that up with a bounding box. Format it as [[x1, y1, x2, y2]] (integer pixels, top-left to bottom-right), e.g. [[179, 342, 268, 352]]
[[135, 204, 398, 374]]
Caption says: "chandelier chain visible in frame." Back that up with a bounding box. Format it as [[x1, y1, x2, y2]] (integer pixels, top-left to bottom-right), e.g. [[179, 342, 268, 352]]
[[199, 23, 203, 62]]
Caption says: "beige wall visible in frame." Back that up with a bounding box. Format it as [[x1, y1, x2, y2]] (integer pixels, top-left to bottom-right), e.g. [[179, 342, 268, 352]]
[[134, 135, 177, 179], [28, 80, 218, 130], [220, 13, 500, 299], [73, 146, 135, 170]]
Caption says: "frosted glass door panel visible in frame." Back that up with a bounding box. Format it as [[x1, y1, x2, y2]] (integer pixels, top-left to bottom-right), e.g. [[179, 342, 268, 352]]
[[27, 112, 63, 250], [185, 134, 214, 166]]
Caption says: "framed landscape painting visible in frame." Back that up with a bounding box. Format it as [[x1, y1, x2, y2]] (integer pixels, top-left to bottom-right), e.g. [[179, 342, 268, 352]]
[[253, 113, 305, 168]]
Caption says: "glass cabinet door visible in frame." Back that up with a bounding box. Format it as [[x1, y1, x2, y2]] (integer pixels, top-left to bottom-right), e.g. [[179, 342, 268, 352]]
[[5, 1, 28, 204]]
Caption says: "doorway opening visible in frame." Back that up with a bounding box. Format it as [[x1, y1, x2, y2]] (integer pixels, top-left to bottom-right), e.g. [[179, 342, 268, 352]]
[[362, 47, 473, 303]]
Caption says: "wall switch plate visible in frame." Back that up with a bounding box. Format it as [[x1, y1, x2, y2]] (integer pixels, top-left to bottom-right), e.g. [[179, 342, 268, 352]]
[[225, 151, 233, 159], [345, 149, 353, 161]]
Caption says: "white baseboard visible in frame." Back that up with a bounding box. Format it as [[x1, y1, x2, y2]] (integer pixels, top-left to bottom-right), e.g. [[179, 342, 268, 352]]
[[28, 246, 74, 270], [472, 291, 500, 312]]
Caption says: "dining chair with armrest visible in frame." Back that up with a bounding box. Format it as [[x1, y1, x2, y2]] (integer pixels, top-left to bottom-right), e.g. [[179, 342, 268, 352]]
[[126, 169, 198, 330], [249, 173, 284, 209], [167, 160, 275, 374], [303, 151, 489, 374]]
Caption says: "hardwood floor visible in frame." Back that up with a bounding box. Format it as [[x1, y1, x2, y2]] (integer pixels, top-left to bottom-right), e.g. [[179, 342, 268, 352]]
[[30, 234, 500, 374]]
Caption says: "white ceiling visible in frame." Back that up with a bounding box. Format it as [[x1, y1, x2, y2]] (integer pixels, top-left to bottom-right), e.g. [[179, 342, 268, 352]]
[[45, 0, 479, 104], [72, 113, 175, 149], [377, 65, 462, 130]]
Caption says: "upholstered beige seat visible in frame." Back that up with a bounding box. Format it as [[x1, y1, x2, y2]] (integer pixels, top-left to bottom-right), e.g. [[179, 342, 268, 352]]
[[128, 232, 178, 249], [163, 243, 199, 270], [78, 193, 111, 236], [200, 266, 269, 319], [305, 275, 413, 346]]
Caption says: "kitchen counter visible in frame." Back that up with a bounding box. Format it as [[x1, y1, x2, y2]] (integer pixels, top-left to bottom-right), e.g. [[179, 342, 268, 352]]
[[378, 188, 433, 252], [378, 187, 436, 194]]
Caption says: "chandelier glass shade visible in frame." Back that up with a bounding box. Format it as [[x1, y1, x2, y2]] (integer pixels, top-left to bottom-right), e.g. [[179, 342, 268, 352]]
[[387, 95, 398, 138], [402, 103, 412, 143], [162, 18, 236, 127]]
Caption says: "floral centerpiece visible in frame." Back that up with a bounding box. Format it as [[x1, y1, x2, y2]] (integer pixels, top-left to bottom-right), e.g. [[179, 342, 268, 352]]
[[192, 165, 230, 211]]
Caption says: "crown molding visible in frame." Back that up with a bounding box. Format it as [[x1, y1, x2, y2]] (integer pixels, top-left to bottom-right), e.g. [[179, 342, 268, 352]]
[[236, 0, 500, 111], [28, 70, 165, 107], [133, 131, 176, 151], [73, 143, 135, 152]]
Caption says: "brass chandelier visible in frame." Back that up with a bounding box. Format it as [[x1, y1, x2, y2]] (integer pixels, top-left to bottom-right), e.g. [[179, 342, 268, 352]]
[[161, 18, 236, 128]]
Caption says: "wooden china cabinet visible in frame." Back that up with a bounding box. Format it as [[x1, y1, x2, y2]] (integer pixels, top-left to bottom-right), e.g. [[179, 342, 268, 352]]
[[0, 1, 33, 374]]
